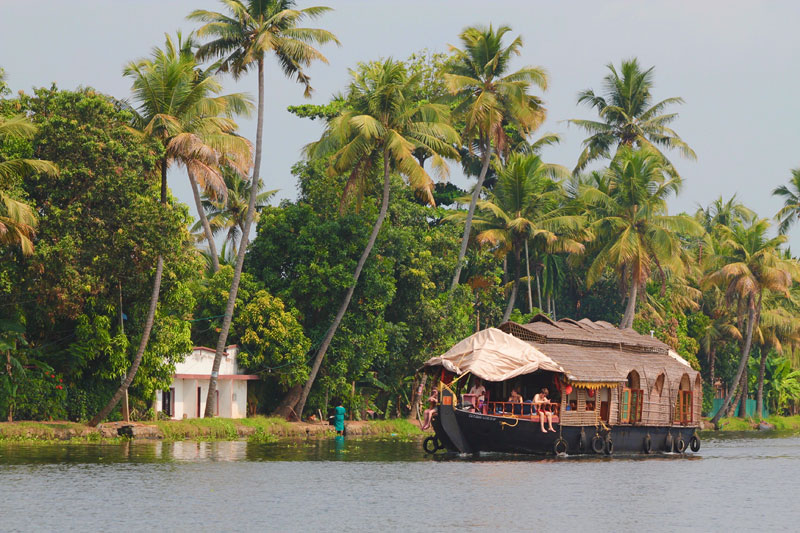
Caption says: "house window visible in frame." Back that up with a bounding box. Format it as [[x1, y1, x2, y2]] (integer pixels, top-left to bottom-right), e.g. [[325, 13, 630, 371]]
[[599, 388, 610, 422], [585, 388, 596, 411]]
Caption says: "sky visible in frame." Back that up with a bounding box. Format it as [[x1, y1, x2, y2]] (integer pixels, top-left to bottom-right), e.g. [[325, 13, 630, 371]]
[[3, 0, 800, 247]]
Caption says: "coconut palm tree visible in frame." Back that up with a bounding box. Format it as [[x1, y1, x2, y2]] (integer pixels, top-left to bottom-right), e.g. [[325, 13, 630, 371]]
[[569, 58, 696, 174], [446, 24, 548, 292], [706, 219, 799, 426], [449, 152, 583, 322], [283, 59, 460, 419], [89, 32, 252, 426], [582, 147, 703, 329], [189, 0, 339, 418], [194, 166, 276, 257], [773, 168, 800, 234], [0, 115, 58, 255]]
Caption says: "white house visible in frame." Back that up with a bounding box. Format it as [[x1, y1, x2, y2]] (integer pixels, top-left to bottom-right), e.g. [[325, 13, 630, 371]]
[[156, 345, 258, 419]]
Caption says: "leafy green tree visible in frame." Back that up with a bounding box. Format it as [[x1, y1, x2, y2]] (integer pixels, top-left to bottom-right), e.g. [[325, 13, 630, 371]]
[[582, 147, 703, 329], [446, 24, 548, 291], [194, 166, 276, 258], [448, 152, 582, 321], [706, 219, 799, 425], [773, 168, 800, 234], [90, 32, 251, 425], [0, 113, 58, 255], [4, 87, 197, 421], [569, 58, 695, 174], [286, 58, 459, 418], [238, 290, 311, 388], [189, 0, 339, 417]]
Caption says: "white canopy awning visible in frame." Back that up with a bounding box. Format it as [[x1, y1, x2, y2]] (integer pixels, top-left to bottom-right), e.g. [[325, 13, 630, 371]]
[[423, 327, 564, 382]]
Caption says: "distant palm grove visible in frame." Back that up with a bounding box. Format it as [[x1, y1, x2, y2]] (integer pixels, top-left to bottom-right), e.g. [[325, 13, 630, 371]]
[[3, 1, 800, 426]]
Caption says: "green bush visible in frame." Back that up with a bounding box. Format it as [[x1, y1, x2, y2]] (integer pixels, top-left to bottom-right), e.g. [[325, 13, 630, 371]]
[[1, 369, 67, 421]]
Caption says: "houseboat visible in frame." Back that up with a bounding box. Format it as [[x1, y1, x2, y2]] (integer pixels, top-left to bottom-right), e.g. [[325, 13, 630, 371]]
[[421, 315, 702, 456]]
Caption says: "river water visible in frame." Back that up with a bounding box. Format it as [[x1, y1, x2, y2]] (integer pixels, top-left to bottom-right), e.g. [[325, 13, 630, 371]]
[[2, 433, 799, 532]]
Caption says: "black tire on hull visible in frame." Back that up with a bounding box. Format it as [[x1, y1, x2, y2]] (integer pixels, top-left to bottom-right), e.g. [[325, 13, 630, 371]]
[[591, 435, 604, 454], [665, 433, 674, 453], [676, 438, 687, 454], [643, 434, 652, 454], [554, 437, 568, 455], [690, 435, 701, 452], [604, 437, 614, 455], [423, 436, 441, 454]]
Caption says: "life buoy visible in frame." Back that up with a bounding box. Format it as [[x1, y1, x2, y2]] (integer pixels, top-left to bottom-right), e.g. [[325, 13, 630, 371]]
[[643, 434, 652, 454], [676, 438, 687, 453], [591, 434, 605, 454], [423, 436, 438, 454], [554, 437, 568, 455], [604, 437, 614, 455], [689, 435, 701, 452]]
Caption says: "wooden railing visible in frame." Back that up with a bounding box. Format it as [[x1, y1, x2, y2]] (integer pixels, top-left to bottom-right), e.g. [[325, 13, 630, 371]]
[[466, 400, 560, 418]]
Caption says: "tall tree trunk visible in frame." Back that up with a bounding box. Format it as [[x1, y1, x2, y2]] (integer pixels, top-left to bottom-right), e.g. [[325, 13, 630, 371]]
[[188, 168, 220, 273], [757, 346, 767, 418], [620, 281, 638, 329], [204, 59, 266, 418], [711, 293, 761, 426], [287, 151, 393, 420], [6, 350, 12, 422], [727, 381, 744, 418], [90, 160, 169, 427], [450, 142, 492, 292], [738, 367, 748, 418], [408, 373, 428, 421], [502, 247, 521, 323], [709, 344, 717, 387], [536, 270, 542, 311], [524, 240, 533, 314]]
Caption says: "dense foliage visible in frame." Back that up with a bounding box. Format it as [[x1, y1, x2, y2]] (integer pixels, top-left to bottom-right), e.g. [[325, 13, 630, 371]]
[[3, 6, 800, 423]]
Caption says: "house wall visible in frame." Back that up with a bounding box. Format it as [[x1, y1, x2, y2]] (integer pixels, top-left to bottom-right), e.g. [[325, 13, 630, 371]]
[[156, 345, 253, 420]]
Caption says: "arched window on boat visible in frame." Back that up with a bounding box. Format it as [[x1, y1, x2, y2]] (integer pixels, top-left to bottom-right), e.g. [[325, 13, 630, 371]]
[[621, 370, 643, 424], [674, 374, 693, 425]]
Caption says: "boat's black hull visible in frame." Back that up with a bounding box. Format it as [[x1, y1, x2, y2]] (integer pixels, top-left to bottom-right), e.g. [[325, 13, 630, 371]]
[[431, 407, 699, 456]]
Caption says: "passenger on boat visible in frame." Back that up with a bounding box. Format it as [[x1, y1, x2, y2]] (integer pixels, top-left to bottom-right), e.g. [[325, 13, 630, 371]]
[[420, 389, 439, 431], [533, 388, 556, 433], [508, 387, 523, 403], [469, 378, 486, 410]]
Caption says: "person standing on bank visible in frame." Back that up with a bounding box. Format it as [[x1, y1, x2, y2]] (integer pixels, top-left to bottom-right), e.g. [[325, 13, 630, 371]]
[[334, 400, 346, 436]]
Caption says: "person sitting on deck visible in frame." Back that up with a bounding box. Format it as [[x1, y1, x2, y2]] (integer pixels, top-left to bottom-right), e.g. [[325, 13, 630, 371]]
[[469, 378, 486, 411], [533, 388, 556, 433], [420, 389, 439, 431], [508, 386, 523, 414]]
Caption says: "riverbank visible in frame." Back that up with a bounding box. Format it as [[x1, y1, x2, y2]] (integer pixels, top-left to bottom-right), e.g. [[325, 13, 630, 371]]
[[0, 417, 426, 444], [713, 414, 800, 432]]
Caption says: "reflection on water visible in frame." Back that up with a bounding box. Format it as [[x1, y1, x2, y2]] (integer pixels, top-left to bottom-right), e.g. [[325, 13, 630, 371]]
[[2, 434, 800, 531]]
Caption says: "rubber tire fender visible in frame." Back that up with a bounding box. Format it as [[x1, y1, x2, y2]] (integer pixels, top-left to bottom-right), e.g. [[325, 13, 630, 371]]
[[689, 435, 701, 452], [643, 434, 652, 454], [665, 433, 674, 453], [423, 436, 439, 454], [591, 434, 605, 454], [554, 437, 568, 456], [675, 438, 687, 454], [578, 429, 587, 452], [604, 437, 614, 455]]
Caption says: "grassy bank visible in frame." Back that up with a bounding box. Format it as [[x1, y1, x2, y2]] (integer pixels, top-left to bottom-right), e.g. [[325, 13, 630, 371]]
[[715, 415, 800, 432], [0, 417, 425, 444]]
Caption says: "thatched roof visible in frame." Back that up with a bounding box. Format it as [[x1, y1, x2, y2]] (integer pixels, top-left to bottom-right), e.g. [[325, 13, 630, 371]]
[[498, 315, 699, 386]]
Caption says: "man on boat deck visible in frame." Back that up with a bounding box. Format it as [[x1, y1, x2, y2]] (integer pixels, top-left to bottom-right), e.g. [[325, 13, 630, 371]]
[[533, 388, 556, 433]]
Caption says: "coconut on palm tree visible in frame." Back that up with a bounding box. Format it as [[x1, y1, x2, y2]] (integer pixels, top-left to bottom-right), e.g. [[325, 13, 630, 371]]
[[705, 219, 799, 426], [582, 147, 703, 329], [570, 58, 696, 175], [189, 0, 339, 417], [281, 59, 460, 419], [446, 24, 548, 292], [89, 32, 252, 426], [449, 152, 583, 322]]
